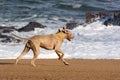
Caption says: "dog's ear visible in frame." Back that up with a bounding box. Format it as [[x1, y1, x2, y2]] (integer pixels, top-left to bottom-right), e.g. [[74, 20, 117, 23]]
[[58, 29, 62, 32], [63, 27, 66, 30]]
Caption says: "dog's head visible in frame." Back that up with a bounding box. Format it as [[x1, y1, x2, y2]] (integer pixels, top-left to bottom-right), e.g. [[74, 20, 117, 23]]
[[58, 27, 74, 41]]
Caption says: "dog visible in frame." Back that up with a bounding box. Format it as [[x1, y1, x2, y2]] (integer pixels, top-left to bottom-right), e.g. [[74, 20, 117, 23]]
[[12, 27, 74, 67]]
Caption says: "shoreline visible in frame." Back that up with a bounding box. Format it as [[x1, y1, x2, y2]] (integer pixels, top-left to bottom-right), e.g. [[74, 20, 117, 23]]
[[0, 59, 120, 80]]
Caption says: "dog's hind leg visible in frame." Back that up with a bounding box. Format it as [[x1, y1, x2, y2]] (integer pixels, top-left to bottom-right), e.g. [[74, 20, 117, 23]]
[[15, 44, 30, 64], [31, 47, 40, 67]]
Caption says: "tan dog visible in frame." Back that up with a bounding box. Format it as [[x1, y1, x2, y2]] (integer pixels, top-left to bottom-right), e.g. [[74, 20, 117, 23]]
[[12, 27, 74, 67]]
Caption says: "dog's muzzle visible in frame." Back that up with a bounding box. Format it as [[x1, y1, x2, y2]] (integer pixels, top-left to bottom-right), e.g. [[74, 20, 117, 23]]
[[68, 36, 74, 41]]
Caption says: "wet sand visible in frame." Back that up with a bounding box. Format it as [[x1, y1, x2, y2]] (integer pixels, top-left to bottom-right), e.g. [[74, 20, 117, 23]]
[[0, 59, 120, 80]]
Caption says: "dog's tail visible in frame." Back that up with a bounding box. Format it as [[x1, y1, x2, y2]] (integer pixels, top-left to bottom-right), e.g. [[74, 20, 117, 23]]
[[11, 33, 30, 40]]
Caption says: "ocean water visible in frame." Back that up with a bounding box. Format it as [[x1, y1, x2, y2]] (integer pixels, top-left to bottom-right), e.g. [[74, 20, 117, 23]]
[[0, 0, 119, 23], [0, 0, 120, 59]]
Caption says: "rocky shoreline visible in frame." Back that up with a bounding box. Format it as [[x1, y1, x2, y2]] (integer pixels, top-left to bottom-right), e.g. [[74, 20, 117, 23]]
[[0, 22, 47, 43], [1, 11, 120, 43]]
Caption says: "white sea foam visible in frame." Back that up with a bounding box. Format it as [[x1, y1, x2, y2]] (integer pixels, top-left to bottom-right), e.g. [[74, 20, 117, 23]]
[[72, 4, 82, 8], [0, 21, 120, 59]]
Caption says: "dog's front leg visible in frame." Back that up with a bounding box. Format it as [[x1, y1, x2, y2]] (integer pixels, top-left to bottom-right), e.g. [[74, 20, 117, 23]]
[[55, 50, 61, 60], [55, 49, 69, 65]]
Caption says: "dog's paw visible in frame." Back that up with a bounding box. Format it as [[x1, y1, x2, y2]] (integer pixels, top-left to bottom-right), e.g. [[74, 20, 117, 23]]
[[64, 62, 69, 65], [32, 64, 36, 67], [58, 57, 61, 60]]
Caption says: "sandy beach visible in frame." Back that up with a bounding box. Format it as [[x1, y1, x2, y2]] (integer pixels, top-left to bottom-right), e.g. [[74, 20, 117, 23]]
[[0, 59, 120, 80]]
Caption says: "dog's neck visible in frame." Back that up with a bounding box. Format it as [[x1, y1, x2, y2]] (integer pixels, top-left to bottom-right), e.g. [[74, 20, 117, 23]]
[[56, 32, 66, 41]]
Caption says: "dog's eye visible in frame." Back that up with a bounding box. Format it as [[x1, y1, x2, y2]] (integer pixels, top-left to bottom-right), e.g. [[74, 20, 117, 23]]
[[66, 30, 69, 33]]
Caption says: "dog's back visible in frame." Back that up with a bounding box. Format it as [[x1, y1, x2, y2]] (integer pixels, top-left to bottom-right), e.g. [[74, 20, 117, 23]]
[[29, 34, 60, 50]]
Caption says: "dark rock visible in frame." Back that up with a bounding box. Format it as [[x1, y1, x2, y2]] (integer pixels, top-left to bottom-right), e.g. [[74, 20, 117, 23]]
[[2, 29, 15, 33], [104, 18, 112, 26], [0, 33, 21, 43], [98, 12, 111, 18], [0, 33, 8, 38], [0, 26, 16, 33], [17, 22, 47, 32], [0, 35, 21, 43], [86, 12, 95, 23], [66, 22, 78, 30], [113, 11, 120, 26]]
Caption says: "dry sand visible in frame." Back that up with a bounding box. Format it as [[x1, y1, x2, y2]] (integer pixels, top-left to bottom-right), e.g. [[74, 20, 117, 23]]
[[0, 59, 120, 80]]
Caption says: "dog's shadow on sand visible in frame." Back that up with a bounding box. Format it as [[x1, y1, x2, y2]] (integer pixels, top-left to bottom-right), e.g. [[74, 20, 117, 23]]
[[0, 62, 14, 65]]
